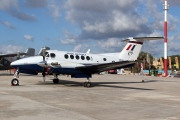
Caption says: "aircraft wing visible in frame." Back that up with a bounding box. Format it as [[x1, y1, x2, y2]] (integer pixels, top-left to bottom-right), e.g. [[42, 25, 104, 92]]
[[75, 61, 136, 74], [0, 53, 27, 57]]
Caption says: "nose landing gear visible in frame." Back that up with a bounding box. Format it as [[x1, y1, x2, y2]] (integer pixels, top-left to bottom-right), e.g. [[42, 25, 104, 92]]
[[11, 69, 19, 86], [11, 78, 19, 86]]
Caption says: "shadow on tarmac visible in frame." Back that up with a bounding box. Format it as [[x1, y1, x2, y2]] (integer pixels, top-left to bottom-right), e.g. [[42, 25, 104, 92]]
[[35, 79, 156, 90]]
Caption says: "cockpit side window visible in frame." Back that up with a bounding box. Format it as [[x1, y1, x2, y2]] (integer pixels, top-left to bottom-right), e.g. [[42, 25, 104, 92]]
[[46, 53, 49, 57], [50, 53, 56, 58]]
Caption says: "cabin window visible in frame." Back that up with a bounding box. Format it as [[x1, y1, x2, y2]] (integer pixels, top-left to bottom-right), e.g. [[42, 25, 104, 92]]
[[76, 55, 79, 60], [103, 58, 107, 61], [86, 56, 90, 61], [81, 56, 85, 60], [70, 55, 74, 59], [50, 53, 56, 58], [64, 54, 68, 59]]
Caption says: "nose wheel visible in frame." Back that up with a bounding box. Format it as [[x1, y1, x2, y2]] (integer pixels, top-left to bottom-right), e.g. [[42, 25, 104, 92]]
[[11, 79, 19, 86]]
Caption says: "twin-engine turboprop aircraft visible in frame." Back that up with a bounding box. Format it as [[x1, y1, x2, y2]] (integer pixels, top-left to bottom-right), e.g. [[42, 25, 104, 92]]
[[10, 37, 163, 87]]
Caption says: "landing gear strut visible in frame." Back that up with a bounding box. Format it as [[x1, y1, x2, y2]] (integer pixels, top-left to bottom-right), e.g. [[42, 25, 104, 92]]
[[84, 78, 91, 88], [11, 69, 19, 86]]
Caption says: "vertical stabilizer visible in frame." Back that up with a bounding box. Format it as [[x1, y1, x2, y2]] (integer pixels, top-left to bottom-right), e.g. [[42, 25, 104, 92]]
[[25, 48, 35, 56], [119, 38, 142, 61], [119, 37, 163, 61]]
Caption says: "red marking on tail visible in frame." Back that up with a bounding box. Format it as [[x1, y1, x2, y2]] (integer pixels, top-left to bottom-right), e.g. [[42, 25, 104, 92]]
[[126, 44, 132, 50]]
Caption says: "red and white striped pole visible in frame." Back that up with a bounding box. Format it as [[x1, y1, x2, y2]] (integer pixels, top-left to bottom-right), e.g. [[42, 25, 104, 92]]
[[164, 0, 169, 76]]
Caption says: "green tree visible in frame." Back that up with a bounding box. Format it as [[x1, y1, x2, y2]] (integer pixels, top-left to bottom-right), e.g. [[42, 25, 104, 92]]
[[132, 51, 155, 73]]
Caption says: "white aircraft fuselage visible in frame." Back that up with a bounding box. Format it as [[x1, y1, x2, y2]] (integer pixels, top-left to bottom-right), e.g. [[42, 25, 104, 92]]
[[10, 37, 163, 87]]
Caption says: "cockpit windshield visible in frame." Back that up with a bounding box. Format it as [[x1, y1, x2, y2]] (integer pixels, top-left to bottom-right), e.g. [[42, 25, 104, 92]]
[[46, 52, 49, 57]]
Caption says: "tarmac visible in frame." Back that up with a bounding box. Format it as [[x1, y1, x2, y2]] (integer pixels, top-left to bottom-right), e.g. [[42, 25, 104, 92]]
[[1, 71, 180, 120]]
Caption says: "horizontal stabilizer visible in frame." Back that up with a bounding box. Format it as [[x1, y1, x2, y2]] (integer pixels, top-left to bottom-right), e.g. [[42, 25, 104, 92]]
[[122, 37, 164, 42]]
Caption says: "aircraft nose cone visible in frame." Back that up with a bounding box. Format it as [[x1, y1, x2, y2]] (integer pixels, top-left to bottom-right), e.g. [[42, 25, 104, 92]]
[[10, 62, 14, 66], [10, 60, 20, 67]]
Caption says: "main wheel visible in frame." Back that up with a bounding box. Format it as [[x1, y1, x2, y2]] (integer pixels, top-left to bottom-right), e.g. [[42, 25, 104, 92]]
[[53, 79, 59, 84], [11, 79, 19, 86], [83, 82, 87, 87], [83, 82, 91, 88], [86, 82, 91, 88]]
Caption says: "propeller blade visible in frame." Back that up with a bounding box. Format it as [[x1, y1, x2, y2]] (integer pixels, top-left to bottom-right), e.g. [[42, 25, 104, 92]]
[[17, 51, 20, 60], [42, 47, 46, 61], [42, 47, 47, 82]]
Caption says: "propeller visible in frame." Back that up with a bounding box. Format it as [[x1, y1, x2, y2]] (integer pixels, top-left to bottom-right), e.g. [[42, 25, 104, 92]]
[[17, 51, 20, 60], [42, 47, 47, 82]]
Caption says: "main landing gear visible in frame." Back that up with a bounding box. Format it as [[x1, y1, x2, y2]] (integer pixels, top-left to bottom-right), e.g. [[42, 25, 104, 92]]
[[11, 69, 19, 86], [52, 74, 59, 84], [83, 78, 92, 88]]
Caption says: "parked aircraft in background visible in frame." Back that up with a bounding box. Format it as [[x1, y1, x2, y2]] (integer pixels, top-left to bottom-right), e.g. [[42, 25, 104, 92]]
[[0, 46, 50, 71], [10, 37, 163, 87], [0, 48, 35, 70]]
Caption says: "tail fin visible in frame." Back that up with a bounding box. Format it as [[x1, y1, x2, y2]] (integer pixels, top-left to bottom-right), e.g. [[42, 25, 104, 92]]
[[24, 48, 35, 57], [119, 37, 163, 61]]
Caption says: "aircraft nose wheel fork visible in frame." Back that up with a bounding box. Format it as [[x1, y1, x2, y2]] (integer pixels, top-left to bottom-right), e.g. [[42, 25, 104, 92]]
[[11, 79, 19, 86]]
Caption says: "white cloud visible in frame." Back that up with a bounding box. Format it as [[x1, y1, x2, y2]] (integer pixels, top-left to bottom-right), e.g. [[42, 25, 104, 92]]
[[73, 44, 90, 52], [64, 0, 153, 40], [60, 38, 75, 44], [0, 0, 36, 21], [24, 0, 48, 8], [168, 1, 180, 6], [0, 45, 23, 54], [73, 44, 82, 52], [0, 20, 15, 29], [4, 21, 15, 29], [97, 38, 124, 53], [0, 0, 18, 10], [168, 34, 180, 54], [24, 35, 34, 41], [48, 0, 62, 20]]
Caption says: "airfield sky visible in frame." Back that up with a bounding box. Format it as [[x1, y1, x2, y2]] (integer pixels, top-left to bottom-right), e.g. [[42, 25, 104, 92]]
[[0, 0, 180, 58]]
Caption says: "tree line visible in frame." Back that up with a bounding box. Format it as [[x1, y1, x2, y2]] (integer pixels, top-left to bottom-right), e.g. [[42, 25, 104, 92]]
[[131, 51, 180, 73]]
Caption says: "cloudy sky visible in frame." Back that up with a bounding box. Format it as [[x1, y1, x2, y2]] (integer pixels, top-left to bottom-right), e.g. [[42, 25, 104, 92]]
[[0, 0, 180, 58]]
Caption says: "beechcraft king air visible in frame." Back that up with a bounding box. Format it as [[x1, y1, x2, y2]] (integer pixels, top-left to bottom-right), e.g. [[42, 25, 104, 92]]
[[10, 37, 163, 87]]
